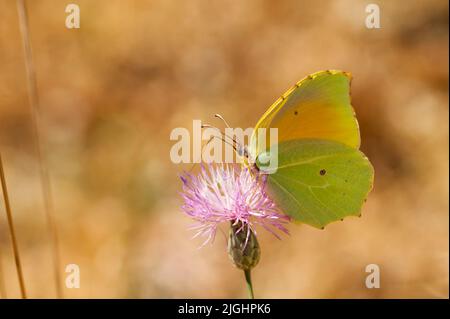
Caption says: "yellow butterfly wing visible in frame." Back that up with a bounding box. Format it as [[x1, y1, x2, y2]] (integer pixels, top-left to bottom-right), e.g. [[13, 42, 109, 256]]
[[250, 70, 360, 158]]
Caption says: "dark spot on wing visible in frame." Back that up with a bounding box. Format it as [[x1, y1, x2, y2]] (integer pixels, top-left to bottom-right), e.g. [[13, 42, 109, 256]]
[[294, 111, 298, 115], [319, 169, 326, 176]]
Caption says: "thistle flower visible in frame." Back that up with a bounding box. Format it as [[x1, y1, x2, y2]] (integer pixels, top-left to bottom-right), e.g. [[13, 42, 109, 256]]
[[228, 221, 261, 271], [180, 164, 289, 247]]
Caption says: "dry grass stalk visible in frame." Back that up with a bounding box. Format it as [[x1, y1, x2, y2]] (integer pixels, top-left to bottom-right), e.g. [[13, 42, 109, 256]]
[[0, 153, 26, 298], [16, 0, 63, 298]]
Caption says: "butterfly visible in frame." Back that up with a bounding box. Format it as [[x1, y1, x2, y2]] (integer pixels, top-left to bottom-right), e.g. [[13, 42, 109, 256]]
[[240, 70, 374, 229]]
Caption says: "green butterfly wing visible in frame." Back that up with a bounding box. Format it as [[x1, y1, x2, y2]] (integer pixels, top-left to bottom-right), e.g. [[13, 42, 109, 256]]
[[256, 139, 374, 229], [250, 70, 360, 159]]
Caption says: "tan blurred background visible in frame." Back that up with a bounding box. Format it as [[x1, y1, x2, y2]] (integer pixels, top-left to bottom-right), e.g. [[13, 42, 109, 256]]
[[0, 0, 448, 298]]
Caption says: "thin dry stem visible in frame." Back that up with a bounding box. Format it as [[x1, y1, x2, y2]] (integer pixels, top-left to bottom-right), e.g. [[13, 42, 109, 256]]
[[0, 246, 6, 298], [0, 153, 26, 298], [16, 0, 63, 298]]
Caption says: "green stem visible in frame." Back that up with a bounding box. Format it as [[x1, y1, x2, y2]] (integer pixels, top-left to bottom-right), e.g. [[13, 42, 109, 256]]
[[244, 269, 254, 299]]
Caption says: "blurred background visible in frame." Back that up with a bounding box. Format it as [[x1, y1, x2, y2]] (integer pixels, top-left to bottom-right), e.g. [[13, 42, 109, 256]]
[[0, 0, 448, 298]]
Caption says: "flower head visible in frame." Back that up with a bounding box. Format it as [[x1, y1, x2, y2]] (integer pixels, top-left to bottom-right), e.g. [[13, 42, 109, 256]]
[[180, 164, 289, 246]]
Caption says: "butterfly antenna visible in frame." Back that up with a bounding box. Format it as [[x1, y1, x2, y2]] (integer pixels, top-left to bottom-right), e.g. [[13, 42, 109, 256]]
[[201, 125, 238, 151], [213, 114, 246, 154], [214, 114, 231, 128], [188, 130, 237, 173], [205, 119, 244, 153], [201, 123, 238, 150]]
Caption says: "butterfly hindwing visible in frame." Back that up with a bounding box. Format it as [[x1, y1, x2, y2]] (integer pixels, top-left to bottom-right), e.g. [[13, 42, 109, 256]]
[[257, 139, 374, 229]]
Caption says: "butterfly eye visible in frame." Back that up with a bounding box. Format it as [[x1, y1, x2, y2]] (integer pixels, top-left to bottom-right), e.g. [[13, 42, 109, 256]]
[[236, 145, 246, 157], [239, 146, 249, 158]]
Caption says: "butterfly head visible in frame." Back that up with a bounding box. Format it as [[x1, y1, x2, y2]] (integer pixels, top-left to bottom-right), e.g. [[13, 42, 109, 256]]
[[237, 144, 249, 158]]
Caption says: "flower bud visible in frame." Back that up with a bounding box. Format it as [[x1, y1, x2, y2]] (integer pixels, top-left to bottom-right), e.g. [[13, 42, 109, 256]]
[[227, 222, 260, 271]]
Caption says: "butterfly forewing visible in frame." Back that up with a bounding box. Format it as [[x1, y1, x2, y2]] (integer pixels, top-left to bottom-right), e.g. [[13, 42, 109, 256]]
[[250, 70, 360, 158]]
